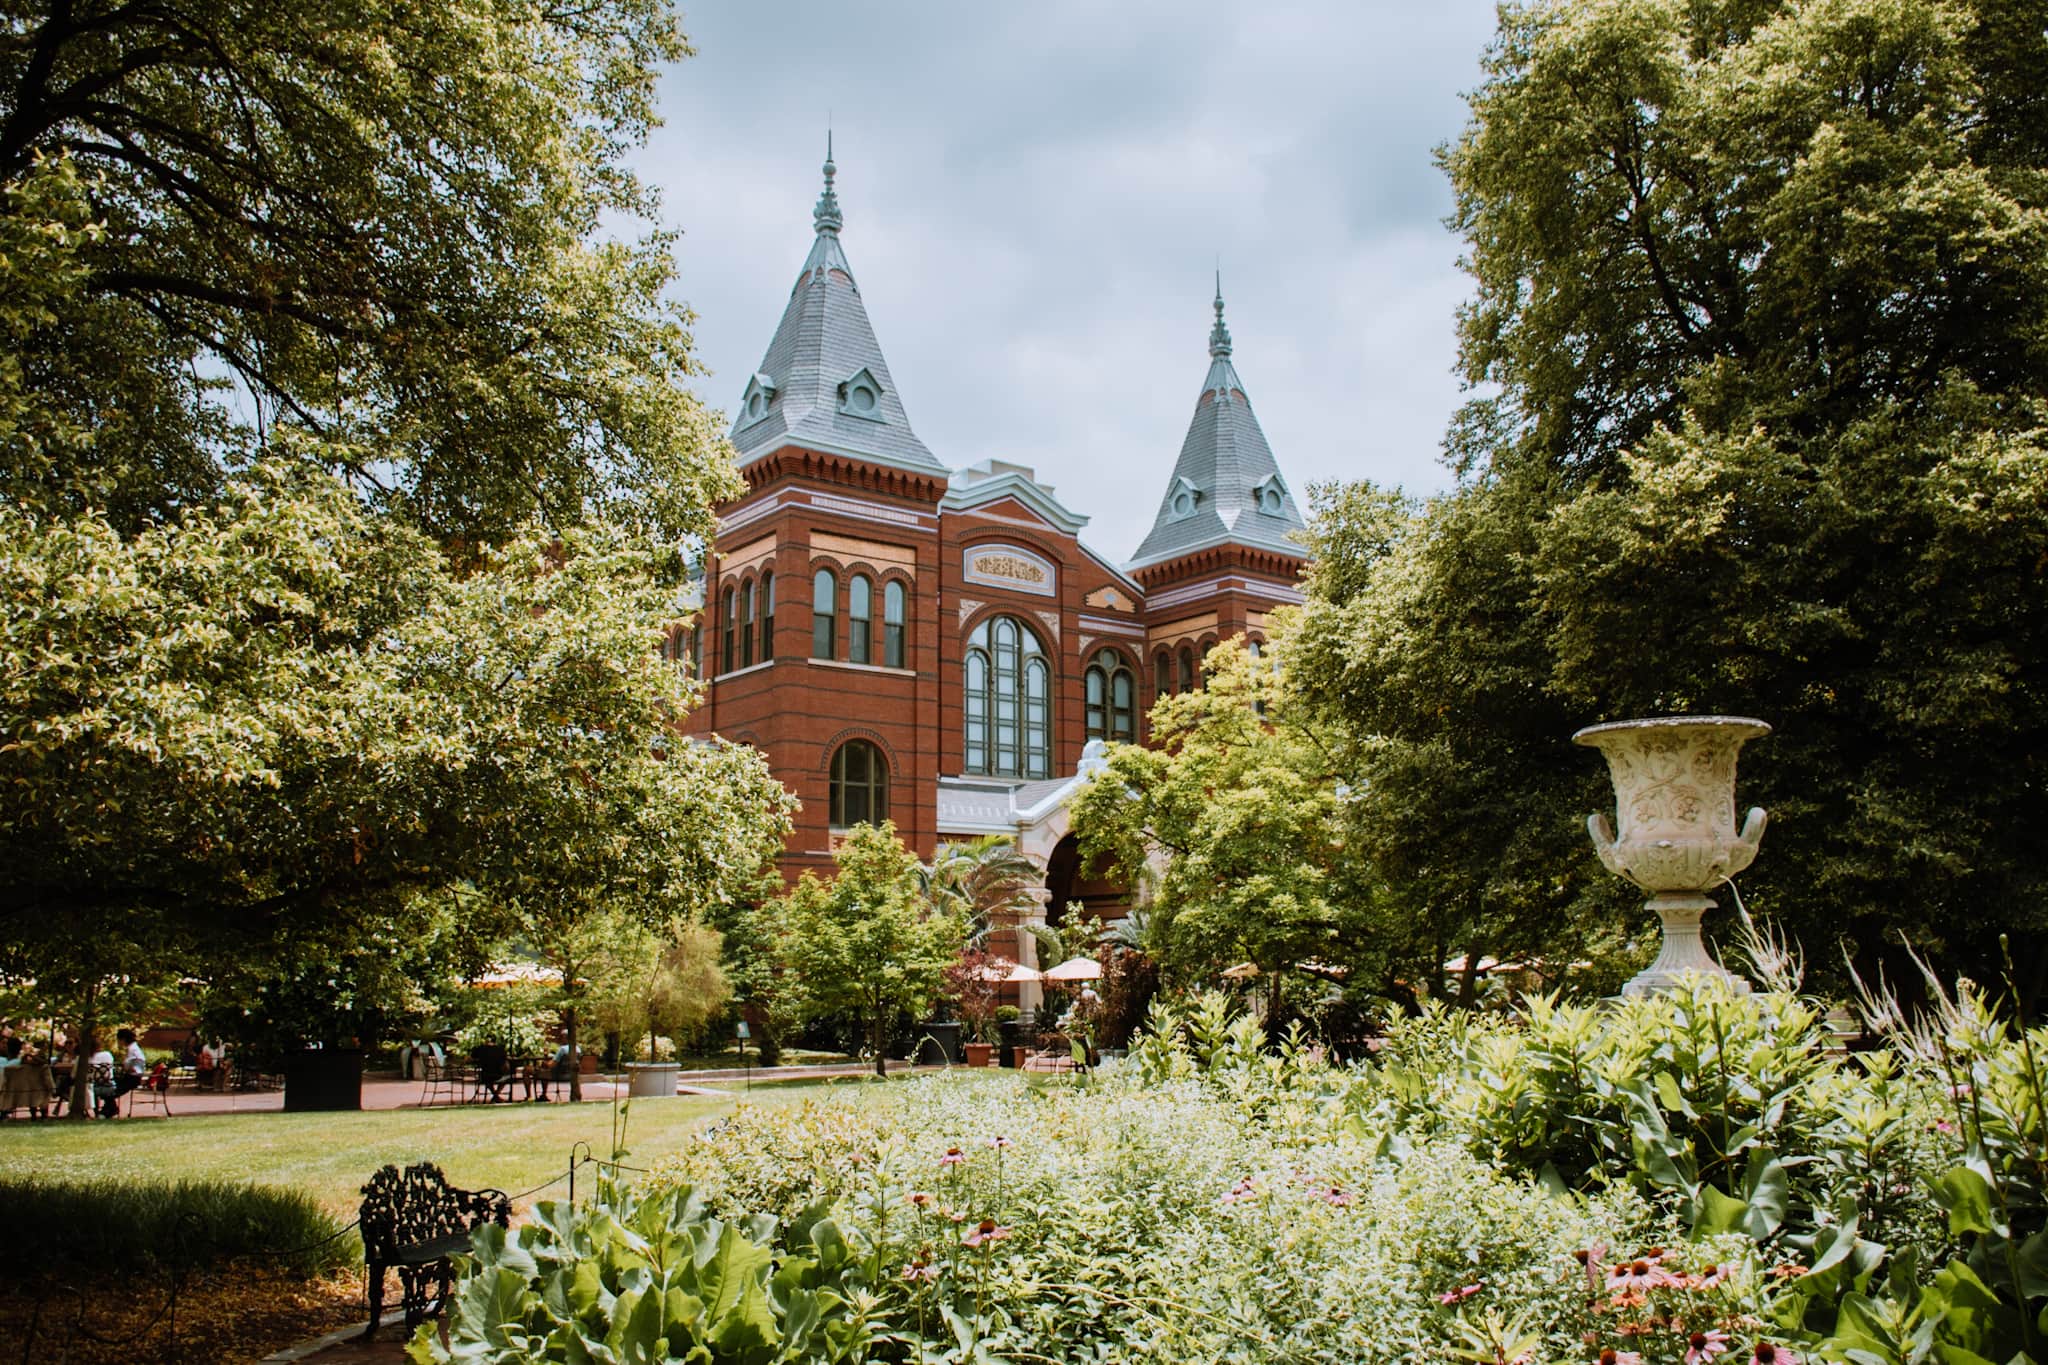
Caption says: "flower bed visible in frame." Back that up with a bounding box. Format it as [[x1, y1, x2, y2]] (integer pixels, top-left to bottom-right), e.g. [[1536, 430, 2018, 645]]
[[419, 977, 2038, 1364]]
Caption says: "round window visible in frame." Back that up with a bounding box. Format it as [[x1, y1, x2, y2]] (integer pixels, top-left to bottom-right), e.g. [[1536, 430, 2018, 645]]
[[852, 386, 876, 413], [748, 393, 764, 418], [1261, 487, 1281, 513], [1173, 491, 1193, 516]]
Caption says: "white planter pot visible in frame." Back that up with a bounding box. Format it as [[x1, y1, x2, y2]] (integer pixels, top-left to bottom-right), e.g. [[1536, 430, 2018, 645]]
[[1574, 715, 1770, 996], [625, 1062, 680, 1098]]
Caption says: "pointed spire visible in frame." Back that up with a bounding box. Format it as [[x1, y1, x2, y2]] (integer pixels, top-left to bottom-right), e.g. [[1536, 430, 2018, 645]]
[[1209, 271, 1232, 359], [813, 132, 842, 237]]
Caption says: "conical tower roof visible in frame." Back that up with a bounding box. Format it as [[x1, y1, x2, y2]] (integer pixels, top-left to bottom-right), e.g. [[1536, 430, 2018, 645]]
[[1127, 282, 1305, 571], [728, 143, 942, 475]]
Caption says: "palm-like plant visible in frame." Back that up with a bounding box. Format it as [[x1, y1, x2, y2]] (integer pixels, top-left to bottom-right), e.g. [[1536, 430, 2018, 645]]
[[921, 836, 1041, 949]]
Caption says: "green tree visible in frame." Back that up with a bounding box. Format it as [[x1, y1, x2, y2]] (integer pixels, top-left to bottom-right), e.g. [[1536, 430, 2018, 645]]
[[0, 0, 731, 541], [1072, 640, 1372, 1016], [778, 823, 962, 1077], [920, 835, 1040, 949], [1292, 0, 2048, 995]]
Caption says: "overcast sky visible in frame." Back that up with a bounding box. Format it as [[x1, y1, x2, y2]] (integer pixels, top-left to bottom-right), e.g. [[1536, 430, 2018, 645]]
[[637, 2, 1499, 564]]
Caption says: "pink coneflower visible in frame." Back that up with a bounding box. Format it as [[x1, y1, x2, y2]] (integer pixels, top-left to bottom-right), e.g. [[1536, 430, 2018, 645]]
[[906, 1191, 930, 1208], [1320, 1185, 1355, 1208], [1698, 1263, 1733, 1289], [1220, 1176, 1260, 1206], [1767, 1264, 1808, 1281], [1437, 1283, 1484, 1305], [986, 1135, 1012, 1150], [963, 1219, 1011, 1248], [901, 1260, 939, 1282], [1686, 1330, 1732, 1365], [1750, 1345, 1798, 1365], [1599, 1350, 1644, 1365], [1933, 1118, 1957, 1134], [939, 1146, 966, 1167], [1608, 1260, 1679, 1293]]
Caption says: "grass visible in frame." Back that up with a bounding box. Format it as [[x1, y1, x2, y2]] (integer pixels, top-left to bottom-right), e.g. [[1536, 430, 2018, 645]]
[[0, 1177, 350, 1276], [0, 1088, 841, 1218]]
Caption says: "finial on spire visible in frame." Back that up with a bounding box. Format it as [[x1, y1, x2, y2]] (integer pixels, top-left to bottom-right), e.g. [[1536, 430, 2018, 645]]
[[1209, 273, 1232, 359], [814, 132, 842, 236]]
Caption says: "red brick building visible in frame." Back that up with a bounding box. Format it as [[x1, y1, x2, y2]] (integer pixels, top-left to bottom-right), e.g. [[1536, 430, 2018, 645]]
[[682, 151, 1307, 932]]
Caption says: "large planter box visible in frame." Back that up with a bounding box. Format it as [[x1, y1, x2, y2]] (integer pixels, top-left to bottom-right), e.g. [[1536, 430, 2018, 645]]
[[914, 1022, 961, 1066], [626, 1062, 680, 1098], [963, 1042, 995, 1067], [283, 1049, 363, 1112]]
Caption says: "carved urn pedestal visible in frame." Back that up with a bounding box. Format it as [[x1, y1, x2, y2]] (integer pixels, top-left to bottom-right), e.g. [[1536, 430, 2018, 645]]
[[1572, 716, 1771, 997]]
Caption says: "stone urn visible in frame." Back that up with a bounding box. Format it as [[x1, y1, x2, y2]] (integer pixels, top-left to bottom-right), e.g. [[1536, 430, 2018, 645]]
[[1573, 716, 1770, 996]]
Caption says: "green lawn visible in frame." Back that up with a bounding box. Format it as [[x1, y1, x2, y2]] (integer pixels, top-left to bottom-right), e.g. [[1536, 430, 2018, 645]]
[[0, 1088, 840, 1217]]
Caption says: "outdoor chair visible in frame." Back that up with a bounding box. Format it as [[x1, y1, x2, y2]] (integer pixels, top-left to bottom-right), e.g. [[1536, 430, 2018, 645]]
[[125, 1067, 172, 1117], [469, 1045, 513, 1102], [417, 1045, 464, 1107]]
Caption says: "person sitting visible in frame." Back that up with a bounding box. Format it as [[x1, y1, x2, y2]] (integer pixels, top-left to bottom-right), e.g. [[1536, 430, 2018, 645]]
[[89, 1045, 118, 1118], [194, 1041, 219, 1091]]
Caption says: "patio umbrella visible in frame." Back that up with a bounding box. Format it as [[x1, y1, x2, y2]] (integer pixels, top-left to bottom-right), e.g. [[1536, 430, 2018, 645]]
[[1219, 962, 1259, 980], [471, 962, 563, 988], [1043, 957, 1102, 983], [972, 959, 1024, 982], [999, 961, 1045, 984]]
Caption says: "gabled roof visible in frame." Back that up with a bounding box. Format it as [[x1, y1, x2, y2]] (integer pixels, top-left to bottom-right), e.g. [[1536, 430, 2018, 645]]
[[729, 145, 943, 477], [1126, 283, 1306, 572], [942, 460, 1089, 535]]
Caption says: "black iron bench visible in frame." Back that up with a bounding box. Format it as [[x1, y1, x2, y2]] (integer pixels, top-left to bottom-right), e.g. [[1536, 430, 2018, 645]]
[[359, 1162, 511, 1339]]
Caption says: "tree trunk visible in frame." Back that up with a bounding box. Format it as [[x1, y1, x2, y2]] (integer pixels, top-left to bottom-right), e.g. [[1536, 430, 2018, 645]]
[[67, 980, 97, 1121], [566, 1004, 582, 1103], [872, 1007, 887, 1078]]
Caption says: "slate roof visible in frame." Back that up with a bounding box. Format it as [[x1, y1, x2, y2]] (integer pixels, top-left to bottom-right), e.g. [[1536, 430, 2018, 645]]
[[1126, 285, 1307, 572], [728, 149, 944, 476]]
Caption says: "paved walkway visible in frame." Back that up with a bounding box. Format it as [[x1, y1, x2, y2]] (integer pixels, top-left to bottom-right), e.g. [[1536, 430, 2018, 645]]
[[90, 1060, 937, 1119]]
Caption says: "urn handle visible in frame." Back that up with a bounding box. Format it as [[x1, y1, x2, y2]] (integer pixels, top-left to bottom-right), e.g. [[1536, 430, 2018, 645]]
[[1586, 811, 1627, 879], [1726, 805, 1769, 878]]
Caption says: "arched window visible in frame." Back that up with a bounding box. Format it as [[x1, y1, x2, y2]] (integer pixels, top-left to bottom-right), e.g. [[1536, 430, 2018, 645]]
[[829, 739, 888, 828], [883, 580, 906, 668], [1177, 645, 1195, 694], [1154, 649, 1172, 698], [811, 568, 836, 660], [690, 623, 702, 677], [759, 572, 775, 662], [964, 615, 1051, 778], [1085, 649, 1136, 743], [848, 574, 873, 665], [721, 587, 737, 675], [739, 579, 756, 669]]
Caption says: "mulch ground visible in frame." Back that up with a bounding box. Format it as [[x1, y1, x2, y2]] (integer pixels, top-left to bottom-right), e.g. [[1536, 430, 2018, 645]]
[[0, 1265, 369, 1363]]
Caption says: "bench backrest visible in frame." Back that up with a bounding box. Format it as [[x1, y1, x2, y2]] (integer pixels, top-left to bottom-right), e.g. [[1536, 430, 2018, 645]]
[[358, 1162, 511, 1263]]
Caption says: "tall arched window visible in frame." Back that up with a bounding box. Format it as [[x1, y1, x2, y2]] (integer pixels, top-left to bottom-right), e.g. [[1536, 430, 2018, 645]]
[[883, 580, 906, 668], [1085, 649, 1136, 743], [721, 587, 737, 675], [690, 624, 702, 677], [811, 568, 837, 660], [829, 739, 889, 828], [1177, 645, 1195, 694], [1154, 649, 1172, 698], [964, 615, 1051, 778], [848, 574, 873, 664], [759, 572, 775, 662], [739, 579, 756, 669]]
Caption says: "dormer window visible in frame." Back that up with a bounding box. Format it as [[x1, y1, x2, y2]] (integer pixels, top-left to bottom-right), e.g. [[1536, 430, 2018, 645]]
[[740, 372, 777, 426], [1168, 475, 1200, 520], [836, 366, 884, 420], [1254, 474, 1287, 515]]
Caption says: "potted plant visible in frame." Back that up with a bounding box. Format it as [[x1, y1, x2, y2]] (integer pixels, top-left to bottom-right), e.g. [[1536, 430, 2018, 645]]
[[944, 949, 1003, 1067]]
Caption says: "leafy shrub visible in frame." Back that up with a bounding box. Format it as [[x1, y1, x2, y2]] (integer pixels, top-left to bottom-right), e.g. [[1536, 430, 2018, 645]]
[[0, 1177, 353, 1277], [409, 1181, 875, 1364]]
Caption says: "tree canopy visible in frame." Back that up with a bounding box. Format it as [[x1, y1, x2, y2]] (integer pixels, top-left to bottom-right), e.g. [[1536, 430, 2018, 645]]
[[0, 0, 732, 540], [1291, 0, 2048, 995]]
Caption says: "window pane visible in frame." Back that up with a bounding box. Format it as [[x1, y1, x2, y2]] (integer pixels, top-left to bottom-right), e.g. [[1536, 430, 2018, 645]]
[[1084, 667, 1106, 740], [965, 649, 989, 774], [1178, 647, 1195, 694], [811, 569, 836, 660], [721, 588, 736, 674], [869, 744, 889, 823], [760, 573, 775, 661], [994, 621, 1019, 775], [1112, 670, 1135, 741], [1155, 651, 1171, 697], [1024, 657, 1050, 779], [884, 581, 906, 668], [849, 575, 872, 665], [740, 581, 755, 669]]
